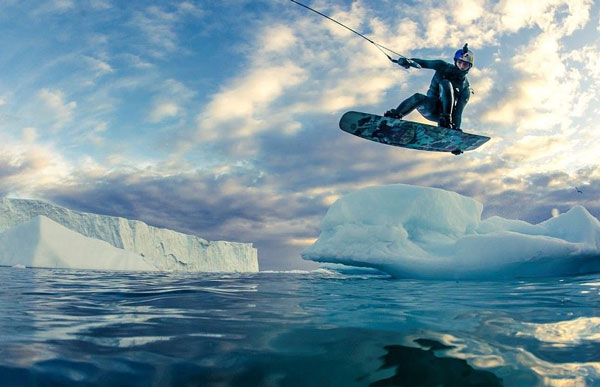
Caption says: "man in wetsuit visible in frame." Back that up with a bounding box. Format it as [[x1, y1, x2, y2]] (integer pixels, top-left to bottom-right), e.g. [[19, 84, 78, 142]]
[[384, 44, 474, 130]]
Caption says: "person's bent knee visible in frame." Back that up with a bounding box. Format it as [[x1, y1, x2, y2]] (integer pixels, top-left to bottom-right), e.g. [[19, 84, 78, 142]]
[[411, 93, 427, 103]]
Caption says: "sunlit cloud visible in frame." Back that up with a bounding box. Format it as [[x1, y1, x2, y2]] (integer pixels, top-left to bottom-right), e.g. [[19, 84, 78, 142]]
[[195, 62, 308, 142], [0, 143, 74, 197], [496, 0, 593, 35]]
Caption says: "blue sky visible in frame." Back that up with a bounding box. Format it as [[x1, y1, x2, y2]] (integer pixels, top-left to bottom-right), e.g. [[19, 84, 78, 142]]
[[1, 0, 599, 270]]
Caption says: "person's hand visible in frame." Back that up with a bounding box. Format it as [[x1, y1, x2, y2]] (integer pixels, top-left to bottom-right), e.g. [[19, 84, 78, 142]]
[[396, 57, 412, 69]]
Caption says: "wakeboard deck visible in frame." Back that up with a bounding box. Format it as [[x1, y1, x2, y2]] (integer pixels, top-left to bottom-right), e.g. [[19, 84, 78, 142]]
[[339, 111, 490, 154]]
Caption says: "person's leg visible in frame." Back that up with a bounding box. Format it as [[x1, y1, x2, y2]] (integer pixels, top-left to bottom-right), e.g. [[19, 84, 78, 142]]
[[384, 93, 428, 118], [438, 79, 455, 128]]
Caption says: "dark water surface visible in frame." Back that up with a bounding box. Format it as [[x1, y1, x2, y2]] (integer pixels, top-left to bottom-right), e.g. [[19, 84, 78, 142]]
[[1, 267, 599, 386]]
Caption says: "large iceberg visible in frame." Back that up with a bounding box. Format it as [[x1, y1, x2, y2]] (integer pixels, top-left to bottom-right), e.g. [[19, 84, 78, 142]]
[[302, 184, 600, 279], [0, 198, 258, 272], [0, 216, 157, 271]]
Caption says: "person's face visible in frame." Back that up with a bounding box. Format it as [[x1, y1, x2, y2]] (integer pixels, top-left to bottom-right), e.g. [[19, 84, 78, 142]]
[[456, 59, 472, 71]]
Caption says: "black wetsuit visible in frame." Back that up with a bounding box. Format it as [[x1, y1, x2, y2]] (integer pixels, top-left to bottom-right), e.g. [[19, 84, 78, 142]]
[[393, 59, 470, 129]]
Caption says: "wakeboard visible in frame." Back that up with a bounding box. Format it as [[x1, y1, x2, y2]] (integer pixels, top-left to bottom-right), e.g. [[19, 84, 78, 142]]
[[339, 111, 490, 155]]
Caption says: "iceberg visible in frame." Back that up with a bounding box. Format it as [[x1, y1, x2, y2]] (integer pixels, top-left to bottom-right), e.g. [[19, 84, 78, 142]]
[[302, 184, 600, 280], [0, 198, 258, 272], [0, 216, 157, 271]]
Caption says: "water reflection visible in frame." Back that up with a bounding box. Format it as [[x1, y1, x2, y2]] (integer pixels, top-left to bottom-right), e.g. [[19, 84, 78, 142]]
[[371, 339, 501, 386]]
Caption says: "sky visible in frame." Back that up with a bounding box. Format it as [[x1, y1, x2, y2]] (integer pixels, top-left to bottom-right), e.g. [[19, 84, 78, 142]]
[[0, 0, 599, 270]]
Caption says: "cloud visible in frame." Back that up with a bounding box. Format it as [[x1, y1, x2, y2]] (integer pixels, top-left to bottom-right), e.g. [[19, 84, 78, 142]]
[[496, 0, 593, 35], [36, 89, 77, 129], [83, 122, 108, 145], [500, 135, 564, 163], [195, 62, 308, 142], [90, 0, 112, 10], [149, 101, 180, 123], [451, 0, 486, 25], [468, 67, 495, 106], [84, 56, 114, 78], [30, 0, 74, 16], [481, 31, 589, 142], [0, 142, 73, 197], [260, 25, 298, 52], [130, 3, 204, 57]]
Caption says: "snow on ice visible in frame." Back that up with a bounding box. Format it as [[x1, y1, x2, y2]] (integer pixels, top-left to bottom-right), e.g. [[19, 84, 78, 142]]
[[302, 184, 600, 279]]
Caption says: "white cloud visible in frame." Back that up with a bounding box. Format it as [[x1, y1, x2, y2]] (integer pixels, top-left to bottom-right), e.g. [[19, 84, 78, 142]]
[[149, 101, 180, 123], [120, 53, 154, 69], [451, 0, 486, 25], [496, 0, 593, 35], [131, 4, 204, 57], [196, 62, 307, 141], [261, 25, 298, 53], [132, 7, 177, 54], [162, 79, 196, 100], [424, 8, 454, 46], [84, 56, 114, 78], [37, 89, 77, 129], [318, 74, 396, 111], [146, 79, 195, 123]]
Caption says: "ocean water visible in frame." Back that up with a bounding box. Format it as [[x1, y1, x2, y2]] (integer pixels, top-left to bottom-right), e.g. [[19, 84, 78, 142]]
[[1, 266, 599, 386]]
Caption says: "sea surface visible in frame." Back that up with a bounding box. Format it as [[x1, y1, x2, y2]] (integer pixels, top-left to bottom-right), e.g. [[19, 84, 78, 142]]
[[1, 266, 599, 386]]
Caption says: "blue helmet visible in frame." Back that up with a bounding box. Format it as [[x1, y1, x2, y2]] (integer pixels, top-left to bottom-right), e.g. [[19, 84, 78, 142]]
[[454, 43, 474, 67]]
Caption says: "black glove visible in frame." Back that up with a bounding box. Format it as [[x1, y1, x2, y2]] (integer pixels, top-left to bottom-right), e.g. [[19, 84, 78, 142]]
[[396, 57, 412, 69]]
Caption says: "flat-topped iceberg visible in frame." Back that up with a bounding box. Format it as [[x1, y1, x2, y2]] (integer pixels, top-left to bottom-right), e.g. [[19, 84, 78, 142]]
[[0, 198, 258, 272], [0, 216, 157, 271], [302, 184, 600, 279]]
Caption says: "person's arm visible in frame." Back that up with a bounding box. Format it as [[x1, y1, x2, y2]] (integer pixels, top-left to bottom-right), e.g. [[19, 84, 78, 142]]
[[396, 58, 446, 71], [409, 58, 446, 71]]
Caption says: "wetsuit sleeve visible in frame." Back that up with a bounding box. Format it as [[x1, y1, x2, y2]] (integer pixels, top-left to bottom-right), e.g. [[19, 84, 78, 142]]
[[409, 59, 446, 71]]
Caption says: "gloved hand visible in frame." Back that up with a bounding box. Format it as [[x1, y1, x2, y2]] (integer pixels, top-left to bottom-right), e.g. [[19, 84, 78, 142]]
[[396, 57, 412, 69]]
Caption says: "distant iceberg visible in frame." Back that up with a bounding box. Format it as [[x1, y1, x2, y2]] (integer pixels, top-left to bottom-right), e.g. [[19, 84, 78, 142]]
[[0, 216, 157, 271], [0, 198, 258, 272], [302, 184, 600, 279]]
